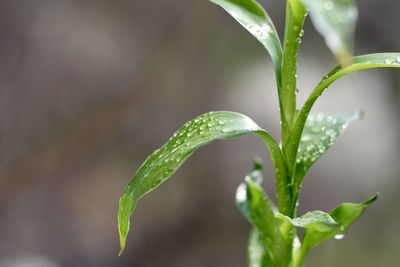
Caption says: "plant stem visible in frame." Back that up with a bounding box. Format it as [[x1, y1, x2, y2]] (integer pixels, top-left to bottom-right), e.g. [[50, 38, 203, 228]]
[[281, 0, 306, 146]]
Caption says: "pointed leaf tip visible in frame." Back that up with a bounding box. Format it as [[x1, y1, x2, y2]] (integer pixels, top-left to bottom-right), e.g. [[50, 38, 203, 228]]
[[363, 193, 378, 205], [117, 111, 283, 253], [301, 194, 378, 252]]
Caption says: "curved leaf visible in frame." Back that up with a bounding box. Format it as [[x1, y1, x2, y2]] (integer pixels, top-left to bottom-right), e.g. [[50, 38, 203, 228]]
[[289, 210, 340, 231], [296, 112, 360, 173], [236, 162, 276, 266], [290, 194, 377, 267], [291, 112, 361, 209], [286, 53, 400, 171], [281, 0, 307, 138], [301, 194, 378, 251], [248, 229, 273, 267], [274, 212, 296, 267], [302, 0, 358, 62], [118, 111, 288, 254], [210, 0, 283, 88]]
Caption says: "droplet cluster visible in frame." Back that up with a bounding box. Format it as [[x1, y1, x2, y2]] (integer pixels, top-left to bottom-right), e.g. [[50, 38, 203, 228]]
[[131, 112, 260, 194], [296, 112, 360, 168], [227, 9, 275, 48]]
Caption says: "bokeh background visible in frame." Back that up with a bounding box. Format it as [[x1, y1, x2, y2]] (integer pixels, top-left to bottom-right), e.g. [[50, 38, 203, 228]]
[[0, 0, 399, 266]]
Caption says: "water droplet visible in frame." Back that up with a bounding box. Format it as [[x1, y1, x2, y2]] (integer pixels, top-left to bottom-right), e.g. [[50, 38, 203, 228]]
[[262, 24, 273, 34], [324, 1, 334, 10], [334, 234, 345, 240], [396, 57, 400, 63], [221, 128, 234, 133], [299, 29, 304, 37], [385, 58, 393, 64], [236, 184, 247, 202], [218, 120, 226, 125]]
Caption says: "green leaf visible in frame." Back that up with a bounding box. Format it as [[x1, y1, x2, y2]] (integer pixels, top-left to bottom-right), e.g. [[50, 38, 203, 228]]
[[236, 162, 276, 265], [296, 112, 360, 173], [301, 0, 358, 62], [279, 210, 340, 267], [274, 213, 296, 267], [302, 194, 378, 252], [290, 210, 340, 232], [210, 0, 283, 88], [286, 53, 400, 173], [248, 229, 274, 267], [290, 195, 377, 267], [281, 0, 307, 138], [118, 111, 287, 254], [292, 112, 361, 206]]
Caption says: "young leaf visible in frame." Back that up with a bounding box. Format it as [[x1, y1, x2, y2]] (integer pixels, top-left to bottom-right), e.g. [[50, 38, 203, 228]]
[[286, 53, 400, 170], [301, 194, 378, 252], [274, 213, 296, 267], [248, 229, 274, 267], [210, 0, 283, 88], [118, 111, 287, 254], [291, 112, 361, 208], [301, 0, 358, 62], [291, 210, 339, 231], [281, 0, 307, 136], [278, 210, 341, 267], [236, 163, 276, 265], [296, 112, 360, 173]]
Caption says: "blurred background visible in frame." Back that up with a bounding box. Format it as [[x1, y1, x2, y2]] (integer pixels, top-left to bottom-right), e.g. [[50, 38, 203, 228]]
[[0, 0, 399, 266]]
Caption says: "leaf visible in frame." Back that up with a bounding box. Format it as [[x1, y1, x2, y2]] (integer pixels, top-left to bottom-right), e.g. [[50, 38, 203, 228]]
[[286, 53, 400, 171], [277, 210, 340, 267], [236, 162, 276, 265], [274, 213, 296, 267], [118, 111, 287, 254], [290, 210, 340, 232], [248, 229, 274, 267], [301, 0, 358, 62], [210, 0, 283, 87], [301, 194, 378, 252], [292, 112, 361, 203], [281, 0, 307, 135], [296, 112, 360, 173]]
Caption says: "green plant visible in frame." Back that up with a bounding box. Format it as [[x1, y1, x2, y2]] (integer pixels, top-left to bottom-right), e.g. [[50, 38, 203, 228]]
[[117, 0, 400, 266]]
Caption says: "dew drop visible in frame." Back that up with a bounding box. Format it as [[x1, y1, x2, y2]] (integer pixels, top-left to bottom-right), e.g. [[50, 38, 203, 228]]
[[236, 183, 247, 202], [218, 120, 226, 125], [262, 24, 273, 34], [397, 57, 400, 63], [334, 234, 345, 240], [385, 58, 393, 64], [221, 128, 234, 133], [324, 1, 334, 10]]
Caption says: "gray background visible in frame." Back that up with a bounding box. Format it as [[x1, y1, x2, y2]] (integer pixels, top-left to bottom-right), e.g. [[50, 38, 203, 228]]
[[0, 1, 399, 266]]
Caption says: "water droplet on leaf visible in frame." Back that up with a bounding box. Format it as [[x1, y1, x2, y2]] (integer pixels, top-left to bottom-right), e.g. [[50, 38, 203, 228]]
[[334, 234, 345, 240]]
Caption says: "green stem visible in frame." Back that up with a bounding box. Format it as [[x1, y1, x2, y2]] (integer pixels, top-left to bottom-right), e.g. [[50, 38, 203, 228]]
[[281, 0, 306, 145]]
